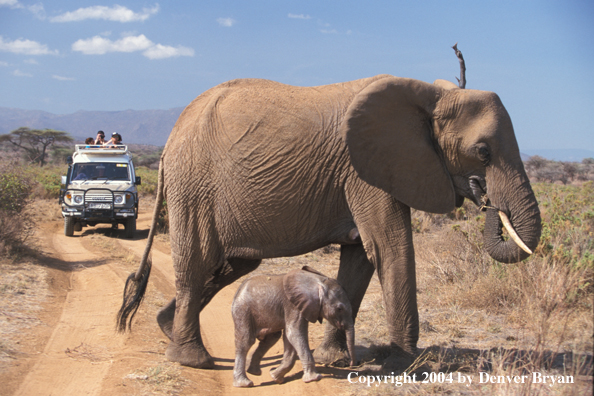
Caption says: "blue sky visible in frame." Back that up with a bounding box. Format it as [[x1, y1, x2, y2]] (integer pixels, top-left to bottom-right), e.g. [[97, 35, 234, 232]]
[[1, 0, 593, 152]]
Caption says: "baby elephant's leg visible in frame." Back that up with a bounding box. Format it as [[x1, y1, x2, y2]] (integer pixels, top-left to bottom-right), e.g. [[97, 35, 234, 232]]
[[285, 326, 322, 383], [247, 331, 282, 376], [233, 321, 257, 387], [269, 333, 298, 384]]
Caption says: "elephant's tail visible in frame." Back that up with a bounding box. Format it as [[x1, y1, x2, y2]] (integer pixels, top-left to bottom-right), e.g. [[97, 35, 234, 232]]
[[116, 256, 152, 332], [116, 156, 164, 332]]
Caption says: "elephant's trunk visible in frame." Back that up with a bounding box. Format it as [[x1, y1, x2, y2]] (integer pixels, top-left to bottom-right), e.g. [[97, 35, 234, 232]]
[[483, 170, 541, 263], [345, 324, 356, 367]]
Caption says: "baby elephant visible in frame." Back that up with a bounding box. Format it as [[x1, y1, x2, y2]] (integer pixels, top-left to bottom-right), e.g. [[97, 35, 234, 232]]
[[232, 266, 356, 387]]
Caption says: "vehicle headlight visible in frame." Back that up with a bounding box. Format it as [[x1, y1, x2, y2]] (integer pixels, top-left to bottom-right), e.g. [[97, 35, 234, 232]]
[[114, 195, 124, 204], [73, 195, 83, 204]]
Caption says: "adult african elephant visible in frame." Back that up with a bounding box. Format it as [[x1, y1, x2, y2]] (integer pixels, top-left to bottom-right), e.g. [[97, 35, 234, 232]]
[[117, 75, 541, 369]]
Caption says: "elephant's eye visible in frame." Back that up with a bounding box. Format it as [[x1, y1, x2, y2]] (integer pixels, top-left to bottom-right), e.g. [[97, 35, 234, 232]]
[[478, 146, 491, 166]]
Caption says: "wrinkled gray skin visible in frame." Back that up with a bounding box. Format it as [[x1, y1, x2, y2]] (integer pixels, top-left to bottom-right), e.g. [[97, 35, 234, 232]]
[[231, 266, 355, 387], [118, 75, 541, 369]]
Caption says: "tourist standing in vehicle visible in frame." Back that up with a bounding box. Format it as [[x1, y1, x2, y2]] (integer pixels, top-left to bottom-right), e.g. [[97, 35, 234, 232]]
[[94, 131, 106, 145], [104, 132, 122, 147]]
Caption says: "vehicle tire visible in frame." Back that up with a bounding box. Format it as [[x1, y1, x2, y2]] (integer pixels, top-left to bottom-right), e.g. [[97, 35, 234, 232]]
[[124, 217, 136, 239], [74, 222, 82, 232], [64, 217, 75, 237]]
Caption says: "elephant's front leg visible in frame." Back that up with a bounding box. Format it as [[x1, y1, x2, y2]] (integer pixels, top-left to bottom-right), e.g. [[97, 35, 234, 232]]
[[314, 243, 374, 365], [369, 200, 419, 358], [343, 192, 419, 365], [279, 321, 322, 384]]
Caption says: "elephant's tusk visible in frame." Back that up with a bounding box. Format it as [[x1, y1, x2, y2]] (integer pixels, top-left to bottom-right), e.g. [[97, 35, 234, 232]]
[[498, 211, 533, 255]]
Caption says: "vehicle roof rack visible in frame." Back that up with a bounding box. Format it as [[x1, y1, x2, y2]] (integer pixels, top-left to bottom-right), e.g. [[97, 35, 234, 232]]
[[74, 144, 129, 155]]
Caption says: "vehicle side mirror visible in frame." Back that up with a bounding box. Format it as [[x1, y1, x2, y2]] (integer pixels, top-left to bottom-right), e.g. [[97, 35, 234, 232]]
[[135, 176, 142, 185], [66, 156, 73, 165], [61, 175, 67, 185]]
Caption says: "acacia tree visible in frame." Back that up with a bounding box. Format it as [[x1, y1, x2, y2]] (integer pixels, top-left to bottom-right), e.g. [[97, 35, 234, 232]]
[[0, 127, 73, 166]]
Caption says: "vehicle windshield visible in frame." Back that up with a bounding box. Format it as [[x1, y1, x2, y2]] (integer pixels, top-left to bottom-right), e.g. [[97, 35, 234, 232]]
[[71, 163, 130, 181]]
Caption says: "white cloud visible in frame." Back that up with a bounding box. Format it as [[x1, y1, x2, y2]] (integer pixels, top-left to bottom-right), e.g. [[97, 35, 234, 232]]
[[0, 0, 23, 9], [52, 75, 75, 81], [28, 2, 45, 19], [0, 61, 9, 67], [0, 1, 46, 18], [24, 58, 39, 64], [72, 34, 194, 59], [143, 44, 194, 59], [13, 69, 32, 77], [73, 34, 152, 54], [288, 13, 311, 20], [320, 29, 338, 34], [50, 4, 159, 23], [0, 36, 58, 55], [217, 17, 236, 27]]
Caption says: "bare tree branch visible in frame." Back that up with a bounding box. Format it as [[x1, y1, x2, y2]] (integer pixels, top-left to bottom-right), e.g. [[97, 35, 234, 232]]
[[452, 42, 466, 89]]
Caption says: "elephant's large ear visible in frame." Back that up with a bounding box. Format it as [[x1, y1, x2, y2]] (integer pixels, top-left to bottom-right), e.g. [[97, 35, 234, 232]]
[[283, 269, 324, 324], [340, 77, 456, 213]]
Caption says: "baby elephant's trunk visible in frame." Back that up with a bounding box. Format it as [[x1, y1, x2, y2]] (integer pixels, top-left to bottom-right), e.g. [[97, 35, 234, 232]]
[[346, 324, 356, 366]]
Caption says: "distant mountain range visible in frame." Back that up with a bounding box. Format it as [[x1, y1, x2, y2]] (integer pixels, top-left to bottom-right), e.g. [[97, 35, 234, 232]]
[[1, 107, 593, 162], [0, 106, 183, 146]]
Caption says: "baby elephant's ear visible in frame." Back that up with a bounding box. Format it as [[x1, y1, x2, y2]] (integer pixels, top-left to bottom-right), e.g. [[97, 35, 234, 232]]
[[283, 269, 324, 324]]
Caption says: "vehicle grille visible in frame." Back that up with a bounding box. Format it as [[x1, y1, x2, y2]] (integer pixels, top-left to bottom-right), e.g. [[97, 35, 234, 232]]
[[85, 193, 113, 203]]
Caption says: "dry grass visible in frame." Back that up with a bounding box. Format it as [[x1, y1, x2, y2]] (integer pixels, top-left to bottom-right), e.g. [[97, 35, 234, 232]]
[[124, 362, 187, 396], [341, 183, 593, 395], [0, 260, 49, 368]]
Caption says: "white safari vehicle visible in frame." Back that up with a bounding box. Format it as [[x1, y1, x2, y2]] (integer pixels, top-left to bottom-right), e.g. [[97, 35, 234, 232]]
[[60, 145, 141, 238]]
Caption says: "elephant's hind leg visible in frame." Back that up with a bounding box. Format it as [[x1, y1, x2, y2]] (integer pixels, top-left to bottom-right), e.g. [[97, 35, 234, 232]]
[[233, 318, 257, 387], [200, 258, 262, 309], [247, 331, 282, 375], [163, 257, 261, 369], [270, 333, 298, 384], [156, 298, 175, 340]]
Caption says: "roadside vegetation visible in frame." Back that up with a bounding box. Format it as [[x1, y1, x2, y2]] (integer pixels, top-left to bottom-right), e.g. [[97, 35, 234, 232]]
[[0, 141, 592, 394]]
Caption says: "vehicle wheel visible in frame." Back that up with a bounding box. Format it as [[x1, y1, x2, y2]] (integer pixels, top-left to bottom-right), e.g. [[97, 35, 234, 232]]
[[74, 222, 82, 232], [124, 217, 136, 239], [64, 217, 75, 237]]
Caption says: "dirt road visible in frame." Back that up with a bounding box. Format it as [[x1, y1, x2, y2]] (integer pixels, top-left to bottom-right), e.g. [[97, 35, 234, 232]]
[[2, 206, 353, 396]]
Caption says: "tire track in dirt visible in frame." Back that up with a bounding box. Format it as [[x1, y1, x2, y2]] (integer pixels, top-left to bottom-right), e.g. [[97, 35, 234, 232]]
[[13, 230, 126, 396]]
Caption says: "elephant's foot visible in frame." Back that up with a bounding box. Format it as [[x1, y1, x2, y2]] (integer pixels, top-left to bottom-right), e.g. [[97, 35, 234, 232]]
[[246, 361, 262, 376], [270, 368, 285, 384], [302, 371, 322, 383], [165, 341, 214, 369], [313, 339, 350, 367], [233, 375, 254, 388], [302, 362, 322, 383], [156, 298, 175, 341], [380, 344, 418, 371]]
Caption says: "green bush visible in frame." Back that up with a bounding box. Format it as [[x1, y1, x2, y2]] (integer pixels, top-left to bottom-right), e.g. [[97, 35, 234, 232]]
[[0, 166, 34, 254], [22, 164, 67, 199], [0, 170, 32, 213], [532, 181, 594, 270], [135, 166, 159, 195]]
